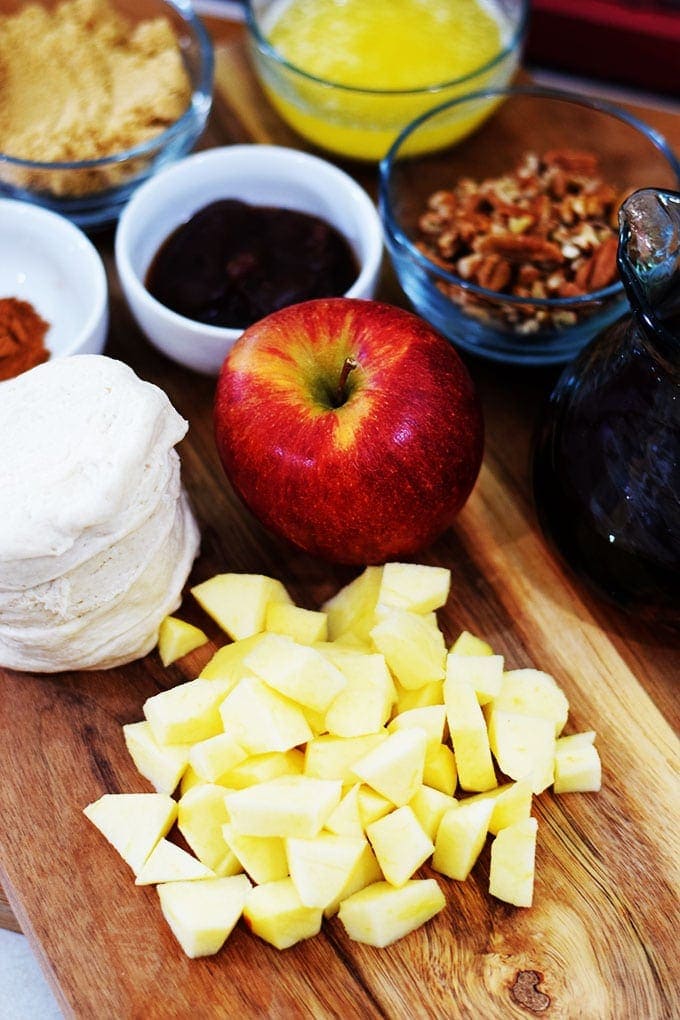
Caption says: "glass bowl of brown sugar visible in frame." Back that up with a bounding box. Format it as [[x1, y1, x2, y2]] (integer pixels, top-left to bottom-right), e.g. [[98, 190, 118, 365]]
[[0, 0, 213, 230], [379, 86, 680, 365]]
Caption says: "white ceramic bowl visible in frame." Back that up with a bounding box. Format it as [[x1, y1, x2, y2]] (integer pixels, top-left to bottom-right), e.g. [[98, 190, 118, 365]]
[[115, 144, 384, 374], [0, 198, 108, 361]]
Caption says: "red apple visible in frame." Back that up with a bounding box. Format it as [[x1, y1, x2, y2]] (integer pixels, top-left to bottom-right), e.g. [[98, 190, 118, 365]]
[[214, 298, 483, 564]]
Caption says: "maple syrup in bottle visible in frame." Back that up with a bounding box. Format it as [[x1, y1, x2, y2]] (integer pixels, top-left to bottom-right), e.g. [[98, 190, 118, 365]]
[[532, 189, 680, 623]]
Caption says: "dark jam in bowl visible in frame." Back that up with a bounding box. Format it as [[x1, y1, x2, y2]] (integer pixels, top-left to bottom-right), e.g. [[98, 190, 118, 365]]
[[145, 199, 359, 329]]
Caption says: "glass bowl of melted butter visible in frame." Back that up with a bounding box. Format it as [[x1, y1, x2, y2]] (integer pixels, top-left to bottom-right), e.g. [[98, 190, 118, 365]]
[[0, 0, 213, 230], [245, 0, 528, 162]]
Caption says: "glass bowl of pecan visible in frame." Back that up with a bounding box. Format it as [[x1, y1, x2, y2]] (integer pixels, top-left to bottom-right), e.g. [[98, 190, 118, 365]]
[[379, 86, 680, 364]]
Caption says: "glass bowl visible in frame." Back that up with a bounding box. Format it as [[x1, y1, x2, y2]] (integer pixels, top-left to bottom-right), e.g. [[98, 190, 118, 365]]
[[379, 86, 680, 365], [244, 0, 528, 162], [0, 0, 213, 230]]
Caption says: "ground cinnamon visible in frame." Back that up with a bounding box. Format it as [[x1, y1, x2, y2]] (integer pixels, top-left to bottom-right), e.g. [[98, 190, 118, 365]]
[[0, 297, 50, 381]]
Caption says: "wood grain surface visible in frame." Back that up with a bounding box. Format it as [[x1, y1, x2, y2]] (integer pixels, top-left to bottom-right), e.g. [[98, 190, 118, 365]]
[[1, 18, 679, 1020]]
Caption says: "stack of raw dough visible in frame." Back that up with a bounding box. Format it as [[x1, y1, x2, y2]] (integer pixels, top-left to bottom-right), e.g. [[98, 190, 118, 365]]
[[0, 355, 200, 672]]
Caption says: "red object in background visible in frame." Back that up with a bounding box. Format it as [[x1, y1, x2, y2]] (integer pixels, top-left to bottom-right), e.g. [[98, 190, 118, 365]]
[[526, 0, 680, 96]]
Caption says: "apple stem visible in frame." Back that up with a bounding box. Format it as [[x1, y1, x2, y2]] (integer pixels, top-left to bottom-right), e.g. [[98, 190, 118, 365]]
[[335, 357, 358, 407]]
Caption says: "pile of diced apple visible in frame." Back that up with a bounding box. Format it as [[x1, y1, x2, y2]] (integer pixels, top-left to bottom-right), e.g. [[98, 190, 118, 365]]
[[84, 563, 601, 959]]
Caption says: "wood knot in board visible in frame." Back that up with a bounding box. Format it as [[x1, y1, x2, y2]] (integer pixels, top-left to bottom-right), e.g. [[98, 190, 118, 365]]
[[510, 970, 551, 1013]]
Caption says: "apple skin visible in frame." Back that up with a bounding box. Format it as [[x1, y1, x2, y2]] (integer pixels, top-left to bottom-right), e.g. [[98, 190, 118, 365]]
[[214, 298, 483, 564]]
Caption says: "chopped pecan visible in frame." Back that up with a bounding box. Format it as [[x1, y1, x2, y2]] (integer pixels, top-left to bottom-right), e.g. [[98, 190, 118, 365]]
[[418, 210, 446, 235], [433, 229, 459, 259], [476, 254, 512, 291], [474, 234, 563, 264], [557, 280, 585, 298], [574, 234, 618, 290], [414, 149, 627, 338], [517, 264, 541, 286], [543, 149, 600, 176], [427, 190, 458, 216], [455, 253, 484, 280]]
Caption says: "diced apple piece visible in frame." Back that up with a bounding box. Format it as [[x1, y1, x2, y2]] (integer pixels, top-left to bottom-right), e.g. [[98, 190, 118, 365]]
[[324, 783, 364, 838], [323, 842, 383, 918], [220, 749, 304, 790], [394, 679, 444, 714], [158, 616, 209, 667], [265, 603, 328, 645], [177, 784, 242, 876], [83, 793, 176, 876], [221, 823, 289, 885], [321, 566, 383, 644], [388, 705, 447, 749], [123, 720, 191, 795], [144, 678, 232, 745], [408, 785, 458, 842], [422, 742, 458, 796], [179, 765, 204, 796], [189, 732, 247, 783], [366, 807, 434, 887], [487, 709, 555, 794], [314, 644, 388, 681], [334, 650, 397, 704], [244, 633, 346, 713], [244, 878, 322, 950], [286, 833, 368, 908], [338, 879, 445, 947], [135, 839, 215, 886], [375, 562, 451, 615], [493, 669, 569, 736], [554, 732, 601, 793], [224, 776, 342, 838], [324, 654, 395, 737], [219, 677, 312, 755], [450, 630, 494, 657], [446, 653, 504, 705], [356, 786, 393, 828], [489, 817, 538, 907], [191, 573, 292, 641], [301, 704, 327, 737], [304, 732, 387, 783], [371, 610, 446, 690], [352, 728, 428, 807], [556, 730, 595, 746], [325, 678, 393, 738], [432, 799, 493, 881], [198, 634, 264, 682], [332, 633, 373, 652], [464, 779, 533, 836], [444, 681, 497, 792], [158, 874, 252, 958]]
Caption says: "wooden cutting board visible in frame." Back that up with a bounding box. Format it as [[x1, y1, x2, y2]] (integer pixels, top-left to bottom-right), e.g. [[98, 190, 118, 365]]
[[1, 20, 679, 1019]]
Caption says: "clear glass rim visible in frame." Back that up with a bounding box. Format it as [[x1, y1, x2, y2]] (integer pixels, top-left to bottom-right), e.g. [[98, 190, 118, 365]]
[[0, 0, 214, 173], [244, 0, 529, 98], [379, 84, 680, 308]]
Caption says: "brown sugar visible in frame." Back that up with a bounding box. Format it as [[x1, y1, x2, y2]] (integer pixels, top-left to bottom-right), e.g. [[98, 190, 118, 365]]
[[0, 0, 191, 174]]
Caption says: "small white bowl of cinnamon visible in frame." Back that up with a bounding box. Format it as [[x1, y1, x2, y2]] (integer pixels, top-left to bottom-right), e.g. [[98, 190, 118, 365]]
[[0, 199, 108, 383]]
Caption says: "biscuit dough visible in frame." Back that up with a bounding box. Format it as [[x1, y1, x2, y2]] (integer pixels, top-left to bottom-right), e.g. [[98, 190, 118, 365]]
[[0, 354, 200, 673], [0, 0, 191, 164]]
